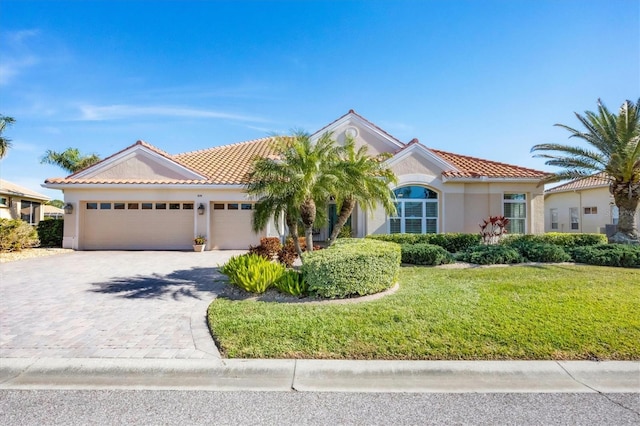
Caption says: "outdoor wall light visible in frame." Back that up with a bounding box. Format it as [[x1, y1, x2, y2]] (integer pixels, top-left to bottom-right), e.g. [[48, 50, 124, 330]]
[[197, 203, 205, 215], [64, 203, 74, 214]]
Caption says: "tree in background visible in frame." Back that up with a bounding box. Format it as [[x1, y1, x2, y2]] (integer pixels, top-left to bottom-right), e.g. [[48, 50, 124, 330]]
[[41, 148, 101, 173], [532, 99, 640, 243], [0, 115, 16, 159]]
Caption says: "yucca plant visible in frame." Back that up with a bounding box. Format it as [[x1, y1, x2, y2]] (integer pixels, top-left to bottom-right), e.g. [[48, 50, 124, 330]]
[[220, 253, 285, 294]]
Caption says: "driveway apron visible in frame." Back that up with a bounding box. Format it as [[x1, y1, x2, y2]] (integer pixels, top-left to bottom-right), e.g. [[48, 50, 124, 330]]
[[0, 251, 244, 359]]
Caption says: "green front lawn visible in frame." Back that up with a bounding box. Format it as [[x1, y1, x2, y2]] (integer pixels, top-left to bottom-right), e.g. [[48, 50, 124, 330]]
[[207, 265, 640, 360]]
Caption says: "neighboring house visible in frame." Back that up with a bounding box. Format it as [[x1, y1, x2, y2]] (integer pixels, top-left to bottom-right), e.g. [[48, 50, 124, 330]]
[[544, 173, 640, 234], [43, 110, 548, 251], [43, 204, 64, 219], [0, 179, 50, 225]]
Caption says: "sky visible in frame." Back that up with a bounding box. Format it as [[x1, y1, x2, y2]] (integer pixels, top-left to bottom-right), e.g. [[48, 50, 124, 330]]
[[1, 0, 639, 200]]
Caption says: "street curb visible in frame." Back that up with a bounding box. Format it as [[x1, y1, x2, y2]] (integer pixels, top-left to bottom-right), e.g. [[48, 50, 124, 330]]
[[0, 358, 638, 393]]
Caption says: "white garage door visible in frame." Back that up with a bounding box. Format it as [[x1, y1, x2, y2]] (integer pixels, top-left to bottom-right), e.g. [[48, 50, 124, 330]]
[[81, 201, 194, 250], [210, 202, 263, 249]]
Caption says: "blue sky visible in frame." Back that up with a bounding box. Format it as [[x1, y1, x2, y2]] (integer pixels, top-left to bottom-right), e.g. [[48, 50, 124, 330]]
[[1, 0, 638, 200]]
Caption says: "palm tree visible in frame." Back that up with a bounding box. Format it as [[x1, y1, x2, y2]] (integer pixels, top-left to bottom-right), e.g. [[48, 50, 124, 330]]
[[531, 99, 640, 242], [327, 137, 397, 245], [41, 148, 101, 173], [0, 115, 16, 159], [247, 131, 341, 257]]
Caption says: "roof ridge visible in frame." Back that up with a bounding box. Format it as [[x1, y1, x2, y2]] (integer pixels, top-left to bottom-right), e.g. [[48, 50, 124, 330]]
[[313, 109, 405, 146], [174, 136, 275, 157]]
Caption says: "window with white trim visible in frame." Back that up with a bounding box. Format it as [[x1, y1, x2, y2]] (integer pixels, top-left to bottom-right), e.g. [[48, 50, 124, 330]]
[[503, 194, 526, 234], [20, 200, 41, 225], [550, 208, 558, 230], [389, 186, 438, 234], [570, 207, 579, 230], [584, 207, 598, 214]]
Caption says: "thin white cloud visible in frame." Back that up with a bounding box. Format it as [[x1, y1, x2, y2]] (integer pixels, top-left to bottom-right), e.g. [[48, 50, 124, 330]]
[[0, 29, 41, 86], [78, 104, 268, 123]]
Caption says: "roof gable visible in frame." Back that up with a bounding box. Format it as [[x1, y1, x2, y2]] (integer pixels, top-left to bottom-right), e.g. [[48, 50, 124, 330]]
[[387, 139, 457, 176], [312, 109, 405, 156]]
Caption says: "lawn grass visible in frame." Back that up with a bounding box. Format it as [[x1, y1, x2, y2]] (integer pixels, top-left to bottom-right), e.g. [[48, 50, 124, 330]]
[[207, 264, 640, 360]]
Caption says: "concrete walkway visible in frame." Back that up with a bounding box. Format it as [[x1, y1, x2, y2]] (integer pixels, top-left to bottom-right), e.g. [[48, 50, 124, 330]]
[[1, 251, 638, 393]]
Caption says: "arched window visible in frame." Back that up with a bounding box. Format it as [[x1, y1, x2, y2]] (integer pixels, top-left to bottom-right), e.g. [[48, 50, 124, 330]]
[[389, 186, 438, 234]]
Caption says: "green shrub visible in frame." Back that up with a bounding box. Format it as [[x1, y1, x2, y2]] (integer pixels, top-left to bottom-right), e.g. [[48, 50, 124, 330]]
[[367, 233, 480, 253], [220, 253, 286, 293], [400, 243, 454, 265], [0, 219, 39, 252], [37, 219, 64, 247], [274, 269, 308, 296], [570, 244, 640, 268], [302, 238, 401, 298], [506, 240, 572, 263], [457, 245, 524, 265], [502, 233, 607, 248], [337, 225, 352, 239]]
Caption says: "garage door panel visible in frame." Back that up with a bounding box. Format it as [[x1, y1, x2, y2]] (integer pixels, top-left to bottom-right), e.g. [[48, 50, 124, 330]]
[[82, 202, 194, 250], [211, 204, 263, 250]]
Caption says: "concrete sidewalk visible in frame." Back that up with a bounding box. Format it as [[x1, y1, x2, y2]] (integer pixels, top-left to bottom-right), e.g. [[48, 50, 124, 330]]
[[1, 358, 638, 393]]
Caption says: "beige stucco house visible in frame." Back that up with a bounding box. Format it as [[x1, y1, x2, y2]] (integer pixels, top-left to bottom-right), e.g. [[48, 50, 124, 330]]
[[43, 110, 548, 251], [544, 173, 639, 234], [1, 179, 50, 225]]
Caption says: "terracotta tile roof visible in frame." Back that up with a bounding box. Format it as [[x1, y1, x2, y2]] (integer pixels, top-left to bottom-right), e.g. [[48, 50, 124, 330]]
[[545, 172, 610, 194], [44, 178, 213, 185], [173, 137, 278, 184], [430, 149, 548, 179]]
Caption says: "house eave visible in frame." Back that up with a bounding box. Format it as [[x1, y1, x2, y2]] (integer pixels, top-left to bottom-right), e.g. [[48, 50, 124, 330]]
[[42, 183, 246, 190], [441, 176, 544, 184]]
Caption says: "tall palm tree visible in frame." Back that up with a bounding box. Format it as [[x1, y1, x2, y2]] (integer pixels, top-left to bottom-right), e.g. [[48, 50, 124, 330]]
[[327, 137, 397, 245], [247, 131, 341, 257], [531, 99, 640, 241], [0, 115, 16, 159], [41, 148, 101, 173]]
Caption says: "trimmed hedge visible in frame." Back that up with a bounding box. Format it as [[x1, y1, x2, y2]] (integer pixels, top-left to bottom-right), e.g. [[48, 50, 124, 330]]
[[570, 244, 640, 268], [37, 219, 64, 247], [0, 219, 39, 252], [506, 241, 572, 263], [400, 243, 454, 266], [502, 233, 607, 248], [302, 238, 401, 298], [367, 233, 481, 253], [457, 245, 523, 265]]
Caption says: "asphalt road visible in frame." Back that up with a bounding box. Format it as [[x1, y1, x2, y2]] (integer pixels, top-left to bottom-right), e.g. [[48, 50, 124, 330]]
[[1, 390, 639, 425]]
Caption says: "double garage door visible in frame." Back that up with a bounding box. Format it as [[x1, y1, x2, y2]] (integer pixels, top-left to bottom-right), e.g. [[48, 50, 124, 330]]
[[81, 201, 194, 250], [81, 200, 264, 250]]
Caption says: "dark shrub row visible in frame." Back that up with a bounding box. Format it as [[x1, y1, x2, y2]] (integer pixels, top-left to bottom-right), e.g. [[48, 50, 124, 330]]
[[367, 233, 480, 253], [501, 232, 607, 248], [400, 243, 454, 266], [37, 219, 64, 247]]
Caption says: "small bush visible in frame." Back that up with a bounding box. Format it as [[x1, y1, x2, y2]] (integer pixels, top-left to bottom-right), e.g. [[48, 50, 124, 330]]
[[337, 225, 352, 239], [400, 243, 454, 266], [37, 219, 64, 247], [0, 219, 40, 252], [302, 238, 400, 298], [457, 245, 523, 265], [277, 237, 322, 267], [220, 253, 286, 293], [274, 269, 308, 296], [570, 244, 640, 268], [510, 241, 572, 263], [249, 237, 282, 260], [367, 233, 481, 253]]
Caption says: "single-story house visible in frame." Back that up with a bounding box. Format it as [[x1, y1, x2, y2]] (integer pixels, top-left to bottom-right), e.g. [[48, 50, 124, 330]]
[[43, 204, 65, 219], [44, 110, 548, 251], [1, 179, 50, 225], [544, 172, 640, 234]]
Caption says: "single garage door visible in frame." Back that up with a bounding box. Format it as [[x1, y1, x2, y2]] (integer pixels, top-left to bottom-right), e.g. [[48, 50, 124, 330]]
[[81, 201, 194, 250], [210, 202, 263, 249]]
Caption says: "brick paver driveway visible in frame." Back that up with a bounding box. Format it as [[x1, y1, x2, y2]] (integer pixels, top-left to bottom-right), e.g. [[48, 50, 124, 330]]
[[0, 251, 244, 359]]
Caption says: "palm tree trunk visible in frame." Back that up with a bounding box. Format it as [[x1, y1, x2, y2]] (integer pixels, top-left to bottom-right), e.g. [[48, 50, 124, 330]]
[[285, 212, 303, 258], [327, 197, 356, 246], [612, 182, 639, 240], [300, 198, 316, 253]]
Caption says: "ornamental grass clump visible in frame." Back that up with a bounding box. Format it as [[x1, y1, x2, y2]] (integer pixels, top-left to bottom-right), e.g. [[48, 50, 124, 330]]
[[274, 269, 308, 296], [302, 238, 400, 298], [220, 253, 286, 294]]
